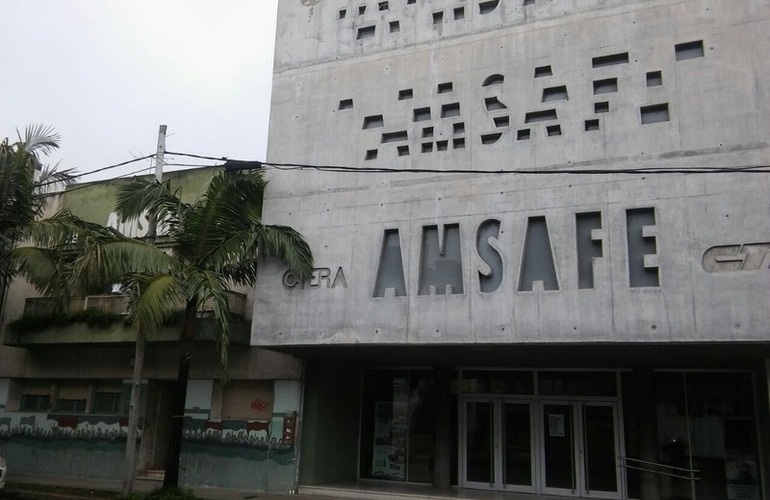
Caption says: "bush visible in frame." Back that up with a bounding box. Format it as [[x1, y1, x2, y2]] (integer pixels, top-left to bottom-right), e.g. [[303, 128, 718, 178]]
[[7, 309, 127, 333], [140, 487, 198, 500]]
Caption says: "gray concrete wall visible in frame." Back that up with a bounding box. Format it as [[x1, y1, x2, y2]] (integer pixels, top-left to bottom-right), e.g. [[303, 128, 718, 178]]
[[253, 0, 770, 347]]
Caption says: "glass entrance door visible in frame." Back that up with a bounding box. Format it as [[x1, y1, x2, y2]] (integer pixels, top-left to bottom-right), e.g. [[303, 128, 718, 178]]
[[463, 398, 535, 493], [540, 402, 621, 499]]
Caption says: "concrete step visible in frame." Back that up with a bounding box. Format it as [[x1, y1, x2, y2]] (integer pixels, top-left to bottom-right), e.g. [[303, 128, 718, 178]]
[[139, 469, 165, 481]]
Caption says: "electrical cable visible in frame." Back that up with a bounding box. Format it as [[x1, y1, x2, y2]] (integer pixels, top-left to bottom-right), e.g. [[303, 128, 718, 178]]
[[36, 154, 156, 189], [165, 151, 770, 175]]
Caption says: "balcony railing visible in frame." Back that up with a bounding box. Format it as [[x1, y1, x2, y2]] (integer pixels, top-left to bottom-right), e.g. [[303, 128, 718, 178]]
[[23, 291, 247, 318], [7, 291, 250, 347]]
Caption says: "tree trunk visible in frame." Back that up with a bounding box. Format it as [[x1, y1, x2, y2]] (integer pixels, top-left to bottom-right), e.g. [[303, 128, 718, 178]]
[[162, 348, 191, 489], [162, 300, 197, 489], [121, 332, 146, 498]]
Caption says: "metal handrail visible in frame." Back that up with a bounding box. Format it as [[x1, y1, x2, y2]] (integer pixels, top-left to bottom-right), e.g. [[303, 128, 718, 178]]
[[618, 456, 699, 500]]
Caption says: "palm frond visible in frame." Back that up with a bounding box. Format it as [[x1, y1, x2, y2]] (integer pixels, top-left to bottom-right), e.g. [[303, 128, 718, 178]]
[[19, 124, 61, 157], [68, 238, 180, 295], [184, 268, 232, 381], [12, 246, 70, 305], [115, 177, 185, 231], [126, 273, 186, 341], [253, 225, 314, 280], [176, 170, 266, 262]]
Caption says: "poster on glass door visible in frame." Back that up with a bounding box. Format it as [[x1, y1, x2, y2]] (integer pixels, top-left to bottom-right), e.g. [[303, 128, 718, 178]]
[[372, 401, 407, 480]]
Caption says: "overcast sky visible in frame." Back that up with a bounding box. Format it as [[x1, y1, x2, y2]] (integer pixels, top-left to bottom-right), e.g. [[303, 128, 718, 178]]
[[1, 0, 279, 181]]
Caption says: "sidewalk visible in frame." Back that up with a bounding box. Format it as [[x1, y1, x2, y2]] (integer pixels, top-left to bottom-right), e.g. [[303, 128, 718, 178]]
[[4, 474, 337, 500]]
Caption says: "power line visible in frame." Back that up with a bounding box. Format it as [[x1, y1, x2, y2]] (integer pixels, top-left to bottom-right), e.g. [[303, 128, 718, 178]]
[[36, 154, 156, 189], [164, 151, 770, 175], [35, 150, 770, 197]]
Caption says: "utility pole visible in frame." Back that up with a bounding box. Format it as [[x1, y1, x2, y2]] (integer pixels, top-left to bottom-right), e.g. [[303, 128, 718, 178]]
[[121, 125, 166, 498]]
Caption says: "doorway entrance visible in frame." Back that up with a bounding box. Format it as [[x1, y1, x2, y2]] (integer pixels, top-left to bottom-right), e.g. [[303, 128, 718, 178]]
[[463, 398, 536, 493], [541, 402, 621, 498], [462, 398, 622, 498]]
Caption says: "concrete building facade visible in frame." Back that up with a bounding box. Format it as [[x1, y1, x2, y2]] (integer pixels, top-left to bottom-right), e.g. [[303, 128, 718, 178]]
[[254, 0, 770, 499]]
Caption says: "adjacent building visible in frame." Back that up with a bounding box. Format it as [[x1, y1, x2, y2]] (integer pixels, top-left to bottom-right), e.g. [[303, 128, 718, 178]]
[[253, 0, 770, 499], [0, 168, 302, 492]]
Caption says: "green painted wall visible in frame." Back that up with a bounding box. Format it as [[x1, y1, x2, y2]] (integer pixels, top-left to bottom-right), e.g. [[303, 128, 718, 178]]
[[299, 359, 360, 485], [62, 167, 223, 225]]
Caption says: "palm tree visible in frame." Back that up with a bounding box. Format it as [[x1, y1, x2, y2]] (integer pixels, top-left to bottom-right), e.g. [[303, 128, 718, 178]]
[[15, 168, 313, 493], [0, 125, 72, 311], [107, 168, 313, 489]]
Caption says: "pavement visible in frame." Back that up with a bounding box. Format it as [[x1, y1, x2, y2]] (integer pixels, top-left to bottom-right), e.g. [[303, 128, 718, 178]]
[[2, 474, 338, 500]]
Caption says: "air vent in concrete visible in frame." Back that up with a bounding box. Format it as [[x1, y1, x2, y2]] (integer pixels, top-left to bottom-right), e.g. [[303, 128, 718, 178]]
[[414, 107, 431, 121], [485, 97, 507, 111], [592, 52, 629, 68], [441, 103, 461, 118], [481, 132, 502, 144], [479, 0, 500, 14], [382, 131, 408, 143], [640, 103, 670, 124], [542, 85, 569, 102], [534, 65, 552, 78], [525, 109, 557, 123], [675, 40, 704, 60], [363, 115, 384, 129], [482, 74, 504, 86], [357, 25, 376, 40], [593, 78, 618, 94]]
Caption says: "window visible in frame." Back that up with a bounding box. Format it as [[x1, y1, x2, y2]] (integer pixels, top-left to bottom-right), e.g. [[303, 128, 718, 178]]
[[21, 394, 50, 412], [94, 392, 122, 414], [56, 382, 89, 413], [359, 369, 438, 483], [56, 398, 87, 413]]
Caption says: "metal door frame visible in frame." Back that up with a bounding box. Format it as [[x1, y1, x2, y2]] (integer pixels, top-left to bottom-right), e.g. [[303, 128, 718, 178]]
[[461, 397, 536, 493], [539, 400, 622, 499]]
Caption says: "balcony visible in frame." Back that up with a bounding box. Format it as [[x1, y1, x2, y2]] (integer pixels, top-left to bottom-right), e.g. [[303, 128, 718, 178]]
[[4, 292, 250, 347]]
